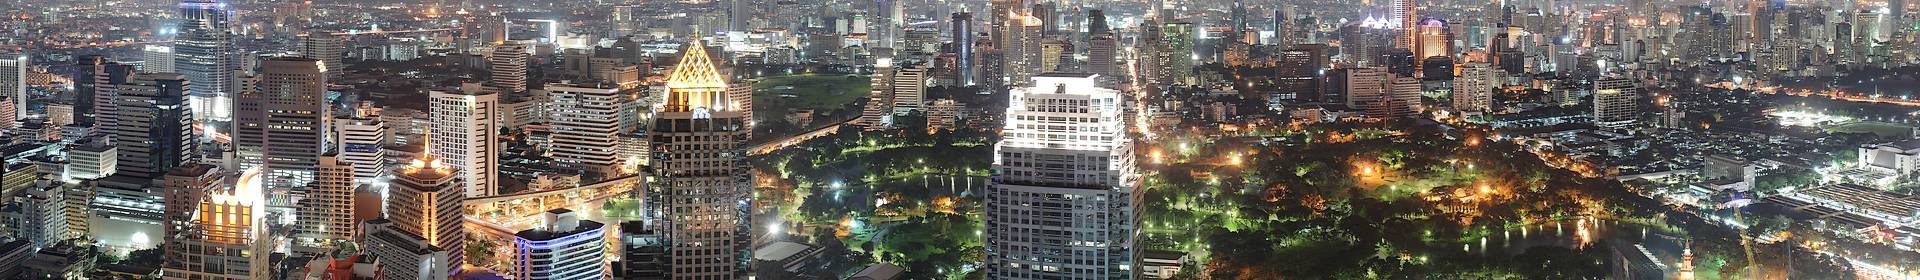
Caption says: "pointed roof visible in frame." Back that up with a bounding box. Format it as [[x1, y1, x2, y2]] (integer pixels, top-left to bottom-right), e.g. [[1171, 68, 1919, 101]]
[[665, 38, 728, 90]]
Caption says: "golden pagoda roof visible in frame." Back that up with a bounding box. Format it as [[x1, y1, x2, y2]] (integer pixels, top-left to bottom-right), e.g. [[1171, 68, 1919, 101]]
[[665, 38, 728, 90]]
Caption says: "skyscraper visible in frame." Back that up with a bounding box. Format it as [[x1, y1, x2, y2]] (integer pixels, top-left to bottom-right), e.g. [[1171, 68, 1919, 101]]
[[548, 84, 624, 177], [1087, 33, 1118, 78], [489, 42, 530, 93], [1593, 78, 1639, 130], [1163, 21, 1195, 85], [113, 73, 198, 178], [650, 38, 751, 279], [300, 30, 345, 80], [986, 73, 1139, 279], [861, 58, 895, 129], [428, 84, 501, 197], [244, 57, 329, 189], [360, 219, 453, 280], [890, 64, 927, 115], [952, 12, 976, 86], [143, 45, 176, 73], [386, 156, 466, 276], [176, 0, 235, 123], [161, 166, 271, 280], [1, 53, 23, 122], [334, 117, 388, 183], [295, 155, 356, 245], [74, 57, 135, 128], [1004, 14, 1044, 86], [1453, 62, 1495, 113]]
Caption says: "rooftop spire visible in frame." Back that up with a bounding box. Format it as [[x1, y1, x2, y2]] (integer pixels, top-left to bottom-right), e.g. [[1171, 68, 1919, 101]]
[[663, 37, 731, 112]]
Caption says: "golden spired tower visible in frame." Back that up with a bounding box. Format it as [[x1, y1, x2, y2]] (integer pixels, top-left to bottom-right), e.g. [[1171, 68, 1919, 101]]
[[649, 37, 752, 279]]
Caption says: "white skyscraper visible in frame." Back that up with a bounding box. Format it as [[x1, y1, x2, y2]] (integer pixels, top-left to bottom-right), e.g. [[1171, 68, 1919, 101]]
[[334, 117, 389, 183], [985, 73, 1140, 279], [144, 45, 176, 73], [300, 30, 346, 80], [548, 84, 624, 176], [1452, 62, 1495, 113], [428, 84, 501, 197], [890, 65, 927, 115], [1594, 78, 1639, 130]]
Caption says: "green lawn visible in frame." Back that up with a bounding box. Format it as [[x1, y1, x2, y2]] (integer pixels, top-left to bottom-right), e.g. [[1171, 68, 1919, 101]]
[[749, 74, 872, 115], [1826, 121, 1914, 137]]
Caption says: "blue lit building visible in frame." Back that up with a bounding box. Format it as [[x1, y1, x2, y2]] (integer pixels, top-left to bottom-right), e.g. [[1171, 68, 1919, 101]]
[[512, 209, 607, 280]]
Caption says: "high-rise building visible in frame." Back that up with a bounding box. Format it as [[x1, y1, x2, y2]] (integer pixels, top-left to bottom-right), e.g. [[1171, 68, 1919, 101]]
[[1163, 21, 1195, 85], [1593, 78, 1639, 130], [548, 84, 624, 177], [334, 117, 388, 183], [428, 84, 501, 197], [1391, 0, 1417, 47], [511, 209, 609, 280], [161, 166, 271, 280], [1088, 9, 1109, 34], [1369, 75, 1422, 119], [241, 57, 329, 189], [952, 12, 976, 86], [300, 30, 346, 80], [1003, 14, 1044, 86], [359, 219, 453, 280], [1340, 67, 1389, 108], [7, 181, 67, 250], [1453, 62, 1495, 113], [860, 58, 894, 129], [985, 73, 1139, 279], [113, 73, 197, 178], [727, 81, 754, 128], [176, 0, 235, 123], [489, 43, 531, 93], [74, 56, 132, 128], [1087, 33, 1118, 78], [159, 164, 222, 265], [386, 156, 466, 276], [143, 45, 176, 73], [1, 53, 23, 122], [890, 65, 927, 115], [650, 38, 752, 279], [1415, 18, 1452, 62], [295, 155, 356, 245], [617, 221, 668, 279]]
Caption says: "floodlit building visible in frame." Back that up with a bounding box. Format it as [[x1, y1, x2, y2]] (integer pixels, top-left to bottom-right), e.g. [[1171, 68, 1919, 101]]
[[428, 84, 501, 197], [511, 209, 609, 280], [1593, 78, 1638, 130], [386, 156, 466, 276], [160, 166, 272, 280], [295, 155, 357, 246], [649, 38, 752, 279], [335, 117, 389, 183], [985, 73, 1140, 279]]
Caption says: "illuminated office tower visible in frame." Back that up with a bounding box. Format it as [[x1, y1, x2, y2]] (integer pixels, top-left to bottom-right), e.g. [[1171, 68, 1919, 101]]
[[490, 42, 530, 93], [1004, 14, 1043, 86], [113, 73, 198, 178], [176, 0, 235, 123], [1415, 18, 1452, 61], [952, 12, 976, 86], [1593, 78, 1639, 130], [428, 85, 501, 197], [161, 166, 271, 280], [242, 57, 328, 189], [890, 64, 927, 115], [728, 81, 754, 127], [300, 30, 345, 80], [2, 53, 22, 122], [295, 155, 356, 245], [1452, 62, 1495, 113], [548, 83, 623, 176], [334, 117, 389, 182], [650, 38, 751, 279], [511, 209, 609, 280], [1391, 0, 1417, 48], [144, 45, 176, 73], [1163, 21, 1195, 85], [360, 219, 453, 280], [861, 58, 895, 129], [985, 73, 1139, 279], [386, 156, 466, 275]]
